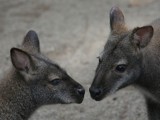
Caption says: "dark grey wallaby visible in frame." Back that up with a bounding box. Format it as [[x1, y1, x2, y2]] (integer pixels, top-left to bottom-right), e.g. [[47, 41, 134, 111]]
[[0, 30, 85, 120], [90, 6, 160, 120]]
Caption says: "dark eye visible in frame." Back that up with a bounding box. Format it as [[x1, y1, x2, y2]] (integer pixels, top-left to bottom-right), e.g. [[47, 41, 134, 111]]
[[115, 64, 127, 73], [50, 79, 61, 85]]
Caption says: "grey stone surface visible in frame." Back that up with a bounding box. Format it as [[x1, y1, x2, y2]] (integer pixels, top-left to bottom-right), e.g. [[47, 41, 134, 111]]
[[0, 0, 160, 119]]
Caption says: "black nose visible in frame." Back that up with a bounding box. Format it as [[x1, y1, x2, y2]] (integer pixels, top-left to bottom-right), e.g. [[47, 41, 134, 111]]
[[75, 85, 85, 96], [89, 87, 102, 100]]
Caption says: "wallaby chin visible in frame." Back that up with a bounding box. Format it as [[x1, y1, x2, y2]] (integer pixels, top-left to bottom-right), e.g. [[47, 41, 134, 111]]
[[0, 30, 85, 120], [61, 99, 84, 104]]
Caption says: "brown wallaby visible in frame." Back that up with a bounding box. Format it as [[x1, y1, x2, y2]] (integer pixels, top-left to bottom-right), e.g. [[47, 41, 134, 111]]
[[89, 6, 160, 120], [0, 30, 85, 120]]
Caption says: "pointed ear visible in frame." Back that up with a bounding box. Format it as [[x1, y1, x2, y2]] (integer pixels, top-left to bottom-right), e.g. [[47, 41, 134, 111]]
[[10, 48, 34, 73], [22, 30, 40, 54], [132, 26, 153, 48], [110, 6, 127, 33]]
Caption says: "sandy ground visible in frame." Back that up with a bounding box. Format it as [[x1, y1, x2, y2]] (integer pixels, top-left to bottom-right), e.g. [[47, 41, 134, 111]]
[[0, 0, 160, 120]]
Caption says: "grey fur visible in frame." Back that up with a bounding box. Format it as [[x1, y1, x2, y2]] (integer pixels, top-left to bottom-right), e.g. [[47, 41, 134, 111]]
[[90, 6, 160, 120], [0, 30, 85, 120]]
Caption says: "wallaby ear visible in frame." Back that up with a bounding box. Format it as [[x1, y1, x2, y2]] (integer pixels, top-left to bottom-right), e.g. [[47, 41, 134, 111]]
[[10, 48, 33, 73], [132, 26, 153, 48], [22, 30, 40, 54], [110, 6, 127, 33]]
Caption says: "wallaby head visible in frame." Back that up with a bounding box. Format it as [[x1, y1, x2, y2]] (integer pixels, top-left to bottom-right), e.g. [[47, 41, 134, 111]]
[[10, 30, 85, 105], [89, 6, 153, 101]]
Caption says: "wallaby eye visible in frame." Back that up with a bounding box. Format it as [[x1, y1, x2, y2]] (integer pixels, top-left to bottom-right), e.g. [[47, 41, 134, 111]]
[[50, 79, 61, 85], [115, 64, 127, 73]]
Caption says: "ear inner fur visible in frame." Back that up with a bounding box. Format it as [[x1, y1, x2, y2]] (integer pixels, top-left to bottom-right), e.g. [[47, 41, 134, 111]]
[[10, 48, 33, 73]]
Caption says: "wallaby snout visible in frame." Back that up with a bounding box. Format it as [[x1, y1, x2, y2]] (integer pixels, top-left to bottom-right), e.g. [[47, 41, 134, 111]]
[[89, 87, 103, 101], [75, 85, 85, 97], [74, 84, 85, 103]]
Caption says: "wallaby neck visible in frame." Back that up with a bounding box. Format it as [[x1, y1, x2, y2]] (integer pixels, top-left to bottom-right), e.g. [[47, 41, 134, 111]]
[[135, 48, 160, 101], [0, 69, 38, 120]]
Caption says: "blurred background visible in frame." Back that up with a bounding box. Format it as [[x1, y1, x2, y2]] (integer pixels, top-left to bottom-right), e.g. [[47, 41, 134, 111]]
[[0, 0, 160, 120]]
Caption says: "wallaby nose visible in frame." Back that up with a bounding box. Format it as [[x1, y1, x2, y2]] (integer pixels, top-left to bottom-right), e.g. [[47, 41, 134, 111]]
[[89, 87, 102, 100], [75, 85, 85, 96]]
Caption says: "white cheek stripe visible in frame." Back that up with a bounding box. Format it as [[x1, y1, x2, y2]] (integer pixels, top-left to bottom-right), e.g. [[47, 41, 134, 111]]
[[109, 73, 132, 95], [116, 59, 128, 65], [48, 74, 59, 81]]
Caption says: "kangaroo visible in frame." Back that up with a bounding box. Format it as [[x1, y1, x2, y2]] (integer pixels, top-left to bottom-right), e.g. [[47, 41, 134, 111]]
[[0, 30, 85, 120], [89, 6, 160, 120]]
